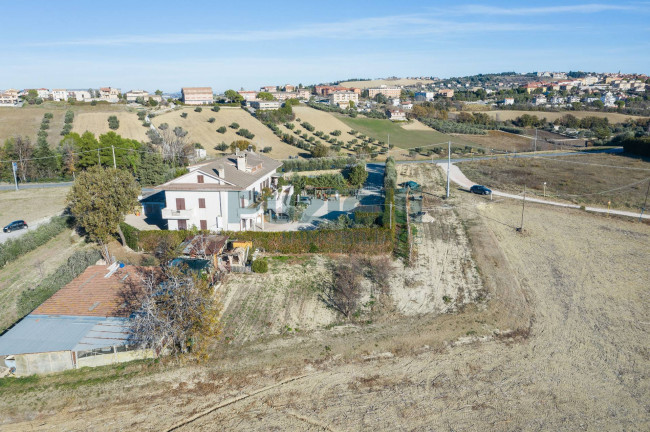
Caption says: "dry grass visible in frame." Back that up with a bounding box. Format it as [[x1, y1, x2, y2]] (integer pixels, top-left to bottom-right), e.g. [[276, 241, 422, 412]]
[[0, 187, 69, 227], [459, 152, 650, 210], [73, 111, 149, 141], [339, 78, 436, 89], [471, 109, 648, 123], [0, 230, 83, 332], [2, 168, 649, 431], [151, 107, 301, 160]]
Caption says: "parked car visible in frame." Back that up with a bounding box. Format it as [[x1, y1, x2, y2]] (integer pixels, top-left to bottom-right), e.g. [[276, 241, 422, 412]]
[[470, 185, 492, 195], [3, 220, 28, 233]]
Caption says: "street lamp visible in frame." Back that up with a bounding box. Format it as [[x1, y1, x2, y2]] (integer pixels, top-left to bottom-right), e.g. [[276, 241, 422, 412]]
[[543, 182, 546, 197]]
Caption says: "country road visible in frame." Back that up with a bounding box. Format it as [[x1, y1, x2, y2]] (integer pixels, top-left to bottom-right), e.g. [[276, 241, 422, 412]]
[[0, 214, 63, 244], [438, 162, 649, 220]]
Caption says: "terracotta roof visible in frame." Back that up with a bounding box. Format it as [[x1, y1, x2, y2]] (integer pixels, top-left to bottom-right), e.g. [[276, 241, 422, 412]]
[[32, 265, 153, 318]]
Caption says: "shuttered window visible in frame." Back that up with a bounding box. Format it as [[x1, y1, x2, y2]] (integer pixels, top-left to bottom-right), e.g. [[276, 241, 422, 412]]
[[199, 198, 206, 209], [200, 220, 207, 230], [197, 175, 204, 183]]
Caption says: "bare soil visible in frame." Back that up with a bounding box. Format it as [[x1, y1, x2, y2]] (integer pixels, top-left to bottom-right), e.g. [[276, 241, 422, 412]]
[[1, 166, 648, 431], [471, 109, 648, 124]]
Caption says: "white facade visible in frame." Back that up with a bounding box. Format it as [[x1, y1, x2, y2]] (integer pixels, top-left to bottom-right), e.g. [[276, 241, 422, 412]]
[[37, 88, 50, 99], [72, 90, 92, 102], [329, 91, 358, 108], [249, 100, 281, 109], [503, 98, 515, 105], [52, 89, 68, 101], [126, 90, 149, 103], [159, 152, 281, 232]]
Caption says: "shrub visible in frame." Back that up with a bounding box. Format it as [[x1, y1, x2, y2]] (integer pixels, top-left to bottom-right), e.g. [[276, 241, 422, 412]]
[[119, 222, 140, 250], [180, 112, 188, 118], [137, 111, 147, 121], [16, 249, 102, 319], [251, 259, 268, 273], [229, 122, 240, 129], [108, 115, 120, 130], [194, 107, 202, 112], [0, 216, 70, 269], [44, 112, 54, 119], [236, 128, 255, 139], [301, 122, 315, 132], [208, 117, 216, 123], [211, 105, 221, 112], [216, 126, 227, 134], [214, 142, 228, 151]]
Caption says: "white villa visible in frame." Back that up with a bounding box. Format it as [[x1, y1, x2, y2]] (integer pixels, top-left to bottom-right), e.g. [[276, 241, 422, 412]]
[[158, 150, 284, 231]]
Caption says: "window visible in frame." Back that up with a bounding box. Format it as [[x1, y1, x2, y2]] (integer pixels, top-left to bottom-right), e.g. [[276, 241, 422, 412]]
[[176, 198, 185, 210], [197, 175, 204, 183], [178, 220, 187, 230], [198, 198, 206, 209], [200, 220, 207, 230]]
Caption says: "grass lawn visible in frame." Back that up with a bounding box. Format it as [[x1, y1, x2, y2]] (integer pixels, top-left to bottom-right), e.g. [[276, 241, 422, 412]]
[[337, 116, 476, 150], [459, 153, 650, 210]]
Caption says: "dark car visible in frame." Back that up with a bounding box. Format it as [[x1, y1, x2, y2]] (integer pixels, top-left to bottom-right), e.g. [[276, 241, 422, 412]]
[[3, 220, 28, 233], [470, 185, 492, 195]]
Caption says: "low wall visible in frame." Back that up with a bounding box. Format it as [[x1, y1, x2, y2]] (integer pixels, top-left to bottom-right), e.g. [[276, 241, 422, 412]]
[[15, 351, 73, 375], [76, 348, 155, 369]]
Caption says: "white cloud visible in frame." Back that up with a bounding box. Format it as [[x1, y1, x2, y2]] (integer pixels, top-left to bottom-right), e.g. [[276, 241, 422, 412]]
[[21, 14, 553, 47], [452, 3, 640, 16]]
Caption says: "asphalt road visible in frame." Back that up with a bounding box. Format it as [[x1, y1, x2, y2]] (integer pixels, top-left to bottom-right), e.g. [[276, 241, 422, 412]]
[[0, 182, 73, 191], [0, 214, 62, 244]]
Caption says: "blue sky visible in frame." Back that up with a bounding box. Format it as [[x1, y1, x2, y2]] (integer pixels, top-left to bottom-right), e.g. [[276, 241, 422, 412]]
[[1, 0, 648, 92]]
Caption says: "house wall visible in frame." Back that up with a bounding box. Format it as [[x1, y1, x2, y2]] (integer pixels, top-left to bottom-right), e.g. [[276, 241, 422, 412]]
[[76, 348, 155, 368], [14, 351, 73, 375]]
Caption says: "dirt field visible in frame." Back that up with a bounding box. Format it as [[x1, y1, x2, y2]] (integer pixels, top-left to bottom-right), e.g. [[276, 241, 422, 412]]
[[459, 152, 650, 210], [1, 166, 648, 431], [151, 107, 301, 160], [339, 78, 435, 89], [0, 187, 69, 227], [459, 130, 533, 152], [471, 109, 648, 124], [0, 230, 84, 332], [73, 111, 149, 142]]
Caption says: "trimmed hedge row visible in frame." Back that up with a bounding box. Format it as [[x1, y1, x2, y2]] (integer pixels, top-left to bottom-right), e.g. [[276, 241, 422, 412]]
[[137, 228, 393, 255], [16, 248, 102, 320], [0, 216, 70, 269]]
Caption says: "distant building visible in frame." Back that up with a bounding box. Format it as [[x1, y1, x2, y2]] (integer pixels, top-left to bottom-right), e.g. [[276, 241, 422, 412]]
[[314, 85, 361, 96], [550, 96, 565, 105], [329, 91, 358, 108], [126, 90, 149, 103], [533, 95, 547, 106], [386, 108, 407, 121], [249, 100, 281, 110], [503, 97, 515, 105], [368, 86, 401, 99], [36, 88, 50, 99], [238, 91, 258, 102], [601, 92, 617, 107], [181, 87, 213, 105], [437, 89, 455, 98], [71, 90, 92, 102], [260, 85, 277, 92], [100, 87, 120, 103], [0, 89, 19, 105], [51, 89, 68, 102], [414, 91, 434, 101], [401, 101, 413, 110], [296, 89, 311, 100], [284, 84, 295, 92]]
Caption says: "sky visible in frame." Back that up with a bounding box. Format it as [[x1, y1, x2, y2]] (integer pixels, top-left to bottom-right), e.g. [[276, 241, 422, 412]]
[[1, 0, 649, 93]]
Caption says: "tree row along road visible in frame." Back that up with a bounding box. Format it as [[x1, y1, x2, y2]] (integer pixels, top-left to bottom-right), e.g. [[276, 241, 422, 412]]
[[437, 162, 650, 220]]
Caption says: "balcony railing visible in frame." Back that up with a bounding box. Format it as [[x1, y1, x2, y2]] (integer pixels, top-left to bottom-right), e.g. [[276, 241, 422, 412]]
[[161, 208, 193, 219]]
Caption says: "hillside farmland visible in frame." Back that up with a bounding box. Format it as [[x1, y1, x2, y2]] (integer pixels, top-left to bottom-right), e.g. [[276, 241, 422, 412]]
[[73, 111, 149, 141], [468, 109, 648, 124], [150, 107, 302, 160]]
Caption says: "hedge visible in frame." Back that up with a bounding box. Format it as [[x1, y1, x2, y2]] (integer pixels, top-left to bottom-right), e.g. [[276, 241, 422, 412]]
[[119, 222, 140, 250], [137, 228, 393, 255], [251, 259, 268, 273], [16, 248, 102, 319], [0, 216, 70, 269]]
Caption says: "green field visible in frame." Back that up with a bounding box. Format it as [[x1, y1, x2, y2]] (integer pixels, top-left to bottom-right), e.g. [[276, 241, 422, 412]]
[[336, 116, 475, 149]]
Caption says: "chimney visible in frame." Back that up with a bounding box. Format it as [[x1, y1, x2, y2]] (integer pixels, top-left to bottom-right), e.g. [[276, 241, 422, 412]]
[[236, 153, 246, 171], [216, 164, 225, 179]]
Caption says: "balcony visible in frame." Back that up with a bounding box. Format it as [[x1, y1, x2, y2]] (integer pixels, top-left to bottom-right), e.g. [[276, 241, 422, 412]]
[[161, 208, 194, 220]]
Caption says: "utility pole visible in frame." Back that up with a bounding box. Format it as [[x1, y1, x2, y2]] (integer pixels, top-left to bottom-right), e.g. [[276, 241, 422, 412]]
[[543, 181, 546, 197], [97, 148, 101, 166], [639, 179, 650, 222], [111, 145, 117, 169], [389, 202, 392, 229], [534, 128, 538, 153], [387, 134, 390, 149], [12, 162, 18, 191], [520, 185, 526, 231], [446, 140, 451, 198]]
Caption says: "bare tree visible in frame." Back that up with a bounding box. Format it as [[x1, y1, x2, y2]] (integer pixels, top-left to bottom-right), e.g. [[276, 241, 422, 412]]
[[13, 136, 34, 182], [158, 126, 192, 166], [323, 258, 363, 319], [126, 266, 221, 357]]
